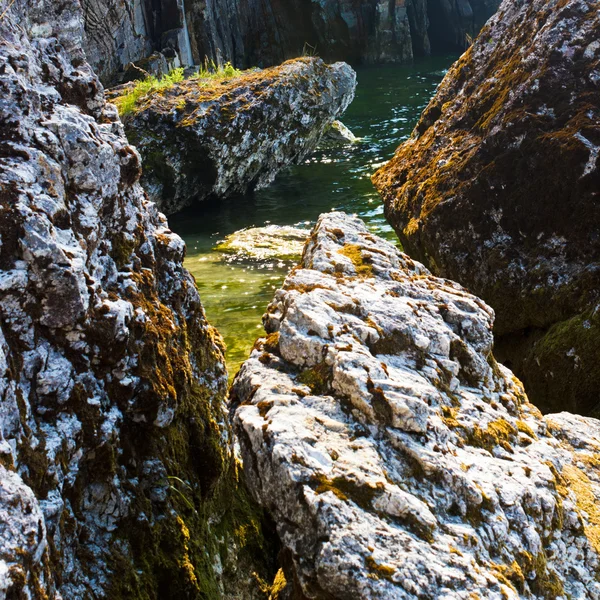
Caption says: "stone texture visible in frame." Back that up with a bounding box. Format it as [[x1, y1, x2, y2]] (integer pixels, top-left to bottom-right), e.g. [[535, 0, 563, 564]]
[[81, 0, 195, 84], [0, 1, 272, 597], [373, 0, 600, 415], [81, 0, 500, 84], [119, 57, 356, 215], [233, 212, 600, 599]]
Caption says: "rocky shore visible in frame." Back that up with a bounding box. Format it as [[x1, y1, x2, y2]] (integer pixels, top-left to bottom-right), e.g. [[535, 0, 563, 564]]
[[0, 0, 598, 597]]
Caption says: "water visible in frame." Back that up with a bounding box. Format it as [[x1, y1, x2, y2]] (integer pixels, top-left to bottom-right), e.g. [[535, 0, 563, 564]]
[[170, 56, 456, 376]]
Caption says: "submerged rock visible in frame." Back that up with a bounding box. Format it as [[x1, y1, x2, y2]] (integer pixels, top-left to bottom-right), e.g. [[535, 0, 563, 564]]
[[373, 0, 600, 415], [0, 1, 272, 597], [233, 212, 600, 599], [319, 120, 360, 149], [120, 57, 356, 215], [215, 225, 310, 263]]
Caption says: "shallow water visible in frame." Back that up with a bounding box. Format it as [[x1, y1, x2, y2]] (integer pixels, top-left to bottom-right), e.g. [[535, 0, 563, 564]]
[[169, 56, 456, 376]]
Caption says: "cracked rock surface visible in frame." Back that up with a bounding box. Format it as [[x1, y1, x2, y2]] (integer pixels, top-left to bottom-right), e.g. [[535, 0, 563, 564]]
[[119, 57, 356, 215], [0, 1, 271, 598], [233, 212, 600, 600], [373, 0, 600, 415]]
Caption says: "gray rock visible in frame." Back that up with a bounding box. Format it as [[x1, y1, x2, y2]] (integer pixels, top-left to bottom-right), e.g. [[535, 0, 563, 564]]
[[121, 57, 356, 215], [0, 1, 271, 597], [233, 212, 600, 599]]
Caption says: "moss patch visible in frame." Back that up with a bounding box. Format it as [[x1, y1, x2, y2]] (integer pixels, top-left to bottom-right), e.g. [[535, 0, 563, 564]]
[[338, 244, 374, 278]]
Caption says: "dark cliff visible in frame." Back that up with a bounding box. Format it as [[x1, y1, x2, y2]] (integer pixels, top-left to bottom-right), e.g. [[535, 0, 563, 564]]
[[81, 0, 501, 84]]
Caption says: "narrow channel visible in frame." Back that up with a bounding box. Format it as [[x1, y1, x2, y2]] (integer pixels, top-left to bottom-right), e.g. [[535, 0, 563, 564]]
[[169, 56, 456, 375]]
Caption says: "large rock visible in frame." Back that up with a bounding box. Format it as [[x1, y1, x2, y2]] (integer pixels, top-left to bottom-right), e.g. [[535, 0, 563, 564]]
[[233, 212, 600, 599], [81, 0, 500, 84], [0, 1, 272, 597], [373, 0, 600, 415], [120, 57, 356, 215]]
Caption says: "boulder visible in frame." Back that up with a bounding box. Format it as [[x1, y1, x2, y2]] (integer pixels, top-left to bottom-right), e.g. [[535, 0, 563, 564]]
[[0, 1, 272, 597], [119, 57, 356, 215], [373, 0, 600, 415], [233, 212, 600, 599]]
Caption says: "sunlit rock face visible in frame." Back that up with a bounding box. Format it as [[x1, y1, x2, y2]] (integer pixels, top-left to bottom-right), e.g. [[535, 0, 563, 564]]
[[0, 2, 271, 598], [373, 0, 600, 416], [120, 57, 356, 216], [234, 212, 600, 600]]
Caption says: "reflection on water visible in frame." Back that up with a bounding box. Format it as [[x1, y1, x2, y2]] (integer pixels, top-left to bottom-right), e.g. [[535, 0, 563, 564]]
[[169, 56, 456, 376]]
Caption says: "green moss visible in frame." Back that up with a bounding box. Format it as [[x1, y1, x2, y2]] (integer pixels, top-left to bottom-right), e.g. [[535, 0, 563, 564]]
[[467, 418, 517, 453], [338, 244, 374, 278], [516, 550, 565, 599], [524, 308, 600, 416], [365, 556, 395, 580], [297, 362, 332, 395], [111, 232, 137, 269], [113, 68, 186, 116]]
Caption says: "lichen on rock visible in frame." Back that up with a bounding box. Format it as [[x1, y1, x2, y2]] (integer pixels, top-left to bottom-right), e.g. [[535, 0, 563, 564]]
[[0, 1, 274, 597], [373, 0, 600, 415], [114, 57, 356, 215], [233, 212, 600, 599]]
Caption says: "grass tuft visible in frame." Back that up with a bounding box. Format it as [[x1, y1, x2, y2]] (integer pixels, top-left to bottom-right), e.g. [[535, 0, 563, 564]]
[[114, 68, 186, 116]]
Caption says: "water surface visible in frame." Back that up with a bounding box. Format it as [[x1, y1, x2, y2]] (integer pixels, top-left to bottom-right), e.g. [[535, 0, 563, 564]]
[[170, 56, 456, 375]]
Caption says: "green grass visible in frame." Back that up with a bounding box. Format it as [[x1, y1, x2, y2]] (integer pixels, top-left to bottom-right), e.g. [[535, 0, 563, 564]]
[[191, 59, 242, 81], [115, 67, 185, 116], [114, 61, 244, 117]]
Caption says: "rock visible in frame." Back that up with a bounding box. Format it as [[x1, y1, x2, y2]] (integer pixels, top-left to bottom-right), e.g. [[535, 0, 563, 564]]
[[0, 466, 52, 598], [0, 1, 273, 597], [81, 0, 500, 84], [121, 57, 356, 215], [81, 0, 195, 84], [233, 211, 600, 599], [215, 225, 310, 263], [319, 120, 360, 149], [373, 0, 600, 414]]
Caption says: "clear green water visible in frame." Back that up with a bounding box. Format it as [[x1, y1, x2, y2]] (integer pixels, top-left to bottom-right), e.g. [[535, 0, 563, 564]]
[[169, 56, 456, 376]]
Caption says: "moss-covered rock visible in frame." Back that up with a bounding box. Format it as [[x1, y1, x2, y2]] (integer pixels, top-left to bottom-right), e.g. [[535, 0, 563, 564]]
[[0, 2, 274, 598], [373, 0, 600, 414], [522, 305, 600, 417], [114, 58, 356, 215]]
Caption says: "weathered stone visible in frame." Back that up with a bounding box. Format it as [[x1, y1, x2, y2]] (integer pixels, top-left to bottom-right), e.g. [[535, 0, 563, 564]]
[[373, 0, 600, 414], [120, 57, 356, 215], [319, 120, 360, 149], [233, 212, 600, 599], [0, 1, 273, 597]]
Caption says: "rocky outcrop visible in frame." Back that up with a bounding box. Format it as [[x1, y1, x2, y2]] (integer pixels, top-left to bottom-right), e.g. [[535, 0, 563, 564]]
[[373, 0, 600, 415], [233, 212, 600, 599], [119, 57, 356, 215], [0, 1, 273, 597], [81, 0, 500, 84]]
